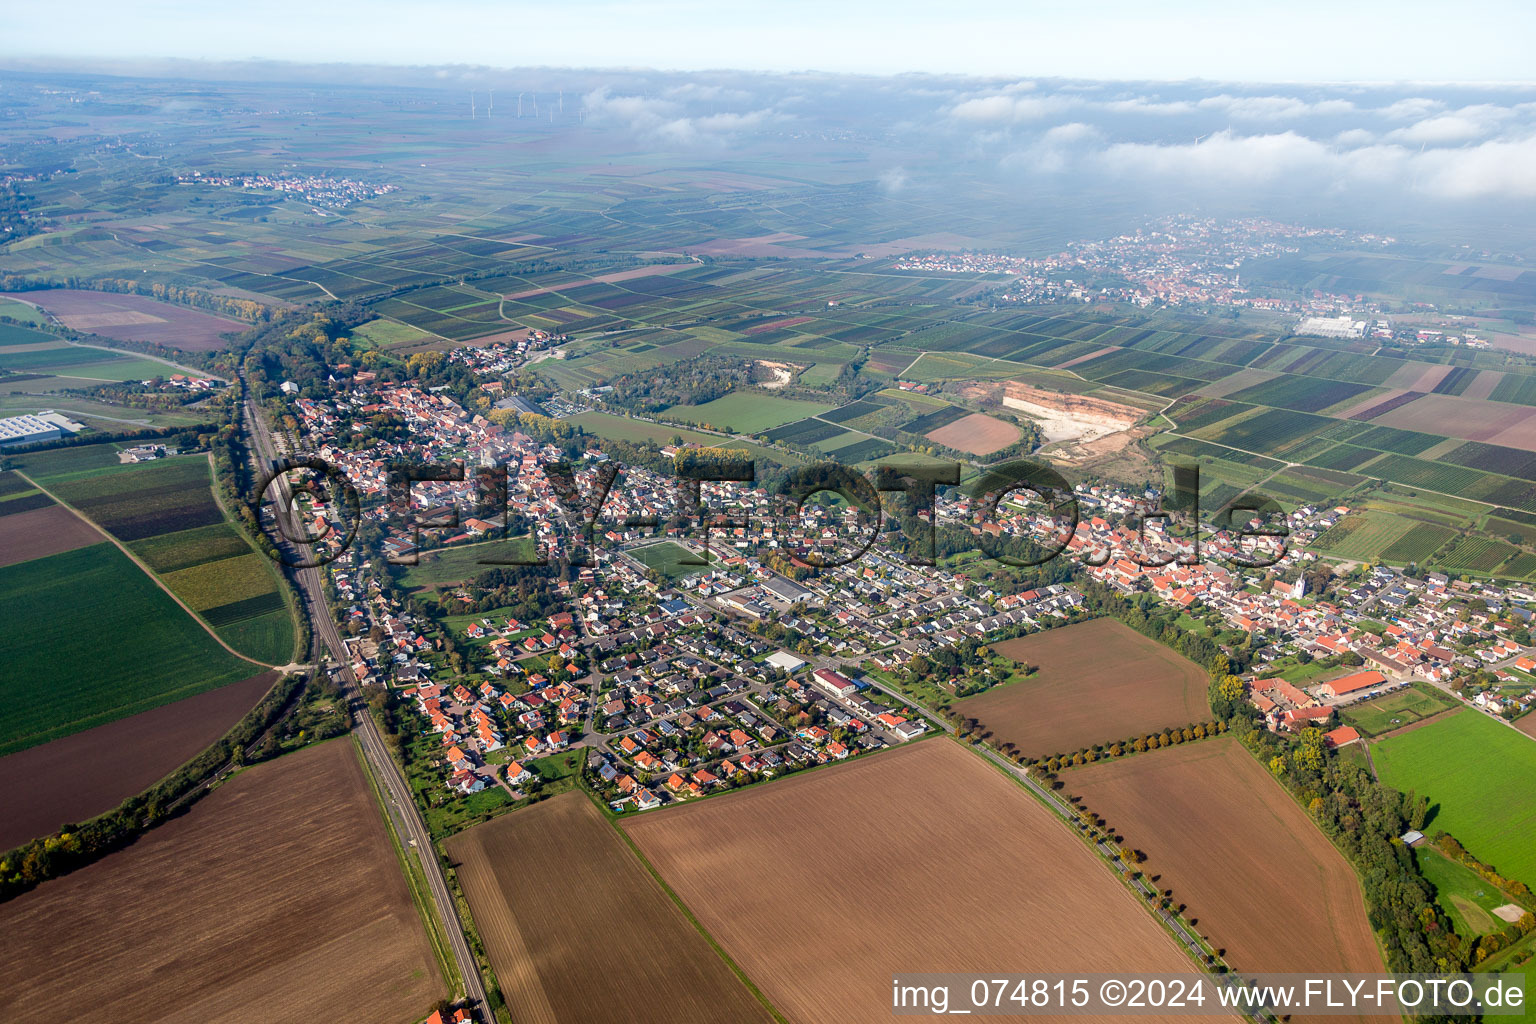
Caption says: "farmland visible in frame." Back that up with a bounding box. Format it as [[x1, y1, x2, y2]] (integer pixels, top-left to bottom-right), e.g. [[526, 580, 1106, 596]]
[[0, 542, 255, 755], [624, 739, 1194, 1024], [1066, 737, 1385, 975], [47, 455, 223, 541], [0, 671, 277, 852], [1372, 711, 1536, 890], [0, 739, 444, 1023], [0, 500, 102, 568], [954, 618, 1210, 758], [38, 454, 296, 663], [924, 411, 1020, 454], [660, 392, 833, 433], [6, 289, 246, 351], [446, 792, 773, 1024]]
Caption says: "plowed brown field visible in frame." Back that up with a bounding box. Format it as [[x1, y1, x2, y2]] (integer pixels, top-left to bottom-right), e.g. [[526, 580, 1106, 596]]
[[0, 502, 102, 567], [0, 671, 277, 851], [1066, 737, 1384, 977], [956, 617, 1209, 758], [925, 411, 1021, 454], [625, 739, 1195, 1024], [0, 739, 443, 1023], [446, 790, 773, 1024]]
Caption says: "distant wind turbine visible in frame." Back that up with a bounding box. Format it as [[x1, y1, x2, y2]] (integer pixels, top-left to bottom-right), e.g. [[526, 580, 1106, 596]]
[[469, 91, 475, 119]]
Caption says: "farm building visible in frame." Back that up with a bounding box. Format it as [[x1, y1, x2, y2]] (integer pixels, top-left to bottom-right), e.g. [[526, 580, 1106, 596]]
[[1317, 670, 1387, 700]]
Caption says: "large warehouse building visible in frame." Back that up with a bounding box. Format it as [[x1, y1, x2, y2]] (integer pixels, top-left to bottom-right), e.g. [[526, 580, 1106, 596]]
[[0, 411, 87, 447]]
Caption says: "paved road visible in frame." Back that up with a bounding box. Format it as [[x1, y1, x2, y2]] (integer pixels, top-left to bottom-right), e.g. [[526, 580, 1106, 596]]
[[242, 390, 491, 1021]]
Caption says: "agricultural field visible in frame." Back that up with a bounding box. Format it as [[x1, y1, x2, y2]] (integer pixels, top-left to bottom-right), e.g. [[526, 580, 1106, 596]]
[[446, 792, 773, 1024], [40, 455, 296, 663], [1067, 737, 1385, 975], [0, 542, 256, 756], [923, 411, 1020, 454], [0, 496, 103, 568], [1311, 511, 1427, 561], [625, 739, 1194, 1024], [0, 671, 277, 852], [565, 410, 795, 466], [627, 540, 717, 580], [46, 455, 223, 541], [660, 392, 833, 433], [0, 739, 444, 1023], [1339, 684, 1460, 737], [954, 618, 1210, 758], [1372, 710, 1536, 890], [5, 289, 246, 351], [0, 297, 51, 325]]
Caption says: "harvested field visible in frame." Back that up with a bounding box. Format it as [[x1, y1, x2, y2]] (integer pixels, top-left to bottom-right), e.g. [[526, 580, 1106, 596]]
[[446, 791, 772, 1024], [1372, 393, 1536, 449], [0, 739, 443, 1023], [955, 618, 1209, 758], [0, 671, 276, 852], [9, 289, 245, 351], [1067, 737, 1385, 976], [0, 501, 101, 567], [924, 411, 1020, 454], [624, 740, 1194, 1024]]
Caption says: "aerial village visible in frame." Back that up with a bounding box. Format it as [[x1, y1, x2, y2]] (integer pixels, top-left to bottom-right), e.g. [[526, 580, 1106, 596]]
[[270, 344, 1536, 819]]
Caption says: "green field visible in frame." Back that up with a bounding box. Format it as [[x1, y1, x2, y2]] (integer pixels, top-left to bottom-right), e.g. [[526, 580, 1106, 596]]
[[566, 410, 797, 466], [351, 317, 433, 348], [1373, 711, 1536, 889], [627, 540, 717, 580], [0, 542, 256, 755], [395, 536, 539, 589], [0, 299, 51, 326], [660, 392, 834, 433], [1415, 847, 1521, 939], [1340, 684, 1459, 736]]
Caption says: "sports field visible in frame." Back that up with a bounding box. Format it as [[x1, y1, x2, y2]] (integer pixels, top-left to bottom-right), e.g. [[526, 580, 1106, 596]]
[[623, 739, 1194, 1024], [1414, 847, 1520, 939], [0, 739, 444, 1022], [446, 792, 773, 1024], [628, 540, 716, 580], [1339, 685, 1459, 737], [0, 543, 255, 755], [955, 617, 1210, 757], [1372, 710, 1536, 889], [1067, 737, 1385, 976]]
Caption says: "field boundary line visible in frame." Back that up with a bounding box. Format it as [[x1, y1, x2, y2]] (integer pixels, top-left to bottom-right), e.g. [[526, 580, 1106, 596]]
[[351, 734, 462, 1001], [592, 789, 790, 1024], [16, 469, 275, 671]]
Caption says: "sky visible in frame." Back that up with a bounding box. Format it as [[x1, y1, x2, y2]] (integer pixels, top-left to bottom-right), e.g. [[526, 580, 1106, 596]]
[[5, 0, 1535, 83]]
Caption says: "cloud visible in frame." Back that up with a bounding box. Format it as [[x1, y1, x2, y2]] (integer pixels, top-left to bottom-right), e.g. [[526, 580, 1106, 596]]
[[878, 167, 909, 193], [582, 86, 783, 144], [949, 93, 1080, 123], [1196, 94, 1356, 120]]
